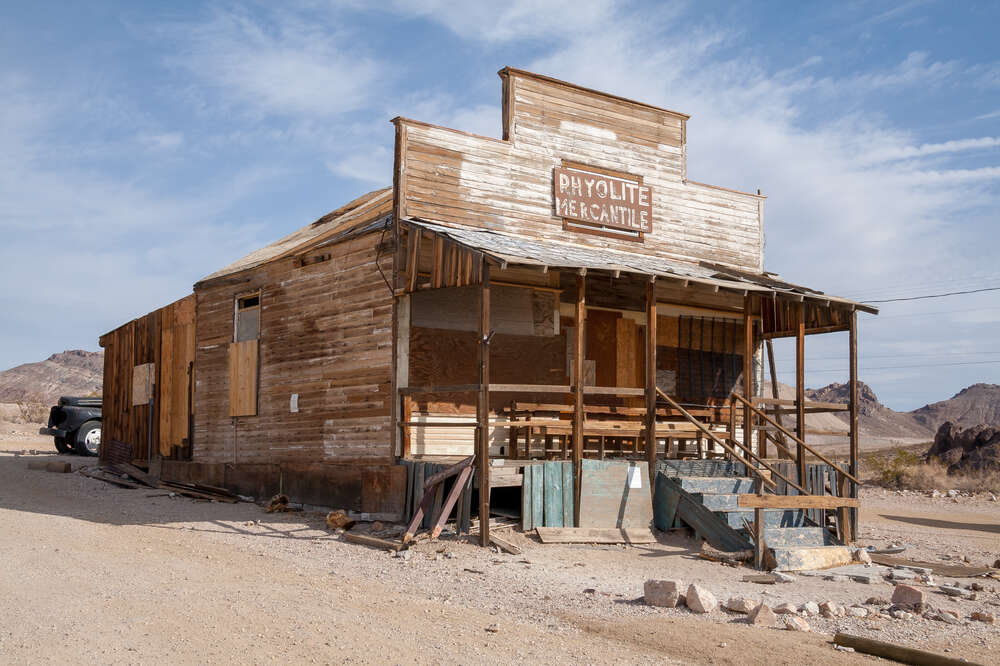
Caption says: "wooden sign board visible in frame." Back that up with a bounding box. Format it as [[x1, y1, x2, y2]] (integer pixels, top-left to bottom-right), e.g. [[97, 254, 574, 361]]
[[553, 165, 652, 235], [131, 363, 155, 406]]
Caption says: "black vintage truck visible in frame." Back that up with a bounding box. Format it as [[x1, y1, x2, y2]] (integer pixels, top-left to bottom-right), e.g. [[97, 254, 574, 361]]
[[39, 396, 102, 456]]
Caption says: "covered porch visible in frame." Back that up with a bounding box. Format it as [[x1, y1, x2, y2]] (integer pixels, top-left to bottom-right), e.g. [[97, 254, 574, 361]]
[[392, 219, 876, 549]]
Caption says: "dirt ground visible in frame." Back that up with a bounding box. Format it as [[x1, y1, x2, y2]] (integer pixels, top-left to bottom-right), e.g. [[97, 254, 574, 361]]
[[1, 432, 998, 665]]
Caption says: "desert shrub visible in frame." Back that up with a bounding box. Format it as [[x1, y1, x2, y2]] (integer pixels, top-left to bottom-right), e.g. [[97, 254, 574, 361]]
[[863, 446, 1000, 494], [14, 397, 48, 424]]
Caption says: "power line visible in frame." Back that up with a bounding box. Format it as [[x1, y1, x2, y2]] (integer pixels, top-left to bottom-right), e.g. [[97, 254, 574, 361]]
[[776, 359, 1000, 375], [863, 286, 1000, 304]]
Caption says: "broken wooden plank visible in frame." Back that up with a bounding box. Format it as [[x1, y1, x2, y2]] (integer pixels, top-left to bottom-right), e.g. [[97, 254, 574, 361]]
[[489, 533, 522, 554], [535, 527, 656, 544], [737, 494, 860, 509], [343, 532, 406, 552], [833, 632, 986, 666], [79, 466, 140, 488], [869, 554, 996, 578]]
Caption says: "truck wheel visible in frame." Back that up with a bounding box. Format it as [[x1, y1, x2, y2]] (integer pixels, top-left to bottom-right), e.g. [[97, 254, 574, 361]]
[[75, 421, 101, 457], [54, 436, 72, 454]]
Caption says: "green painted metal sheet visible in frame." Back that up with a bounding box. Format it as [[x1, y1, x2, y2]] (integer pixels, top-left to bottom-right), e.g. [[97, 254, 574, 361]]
[[522, 465, 534, 530], [531, 464, 544, 529], [562, 462, 574, 527], [543, 462, 564, 527]]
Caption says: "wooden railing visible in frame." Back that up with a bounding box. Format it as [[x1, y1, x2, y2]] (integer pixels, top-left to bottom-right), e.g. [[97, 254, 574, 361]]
[[729, 393, 859, 486]]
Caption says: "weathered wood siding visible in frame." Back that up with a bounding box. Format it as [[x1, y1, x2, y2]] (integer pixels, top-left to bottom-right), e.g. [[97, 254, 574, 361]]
[[158, 295, 195, 456], [193, 233, 394, 465], [395, 69, 764, 272], [100, 296, 197, 461]]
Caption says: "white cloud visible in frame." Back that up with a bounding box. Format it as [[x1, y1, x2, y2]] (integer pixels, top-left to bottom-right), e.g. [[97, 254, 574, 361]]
[[390, 0, 623, 43], [163, 7, 380, 116]]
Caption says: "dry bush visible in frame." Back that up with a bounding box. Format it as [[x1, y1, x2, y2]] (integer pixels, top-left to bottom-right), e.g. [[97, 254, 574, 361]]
[[14, 396, 49, 424], [862, 446, 1000, 494]]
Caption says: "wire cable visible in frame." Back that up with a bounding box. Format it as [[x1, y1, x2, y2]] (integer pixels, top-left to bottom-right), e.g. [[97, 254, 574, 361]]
[[863, 286, 1000, 303]]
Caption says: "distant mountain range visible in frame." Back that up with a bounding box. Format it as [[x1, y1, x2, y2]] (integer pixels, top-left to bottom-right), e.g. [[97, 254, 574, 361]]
[[771, 380, 1000, 442], [0, 350, 104, 404]]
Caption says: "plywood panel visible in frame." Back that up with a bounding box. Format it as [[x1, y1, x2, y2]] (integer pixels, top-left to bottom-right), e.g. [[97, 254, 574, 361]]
[[578, 459, 653, 529], [228, 340, 258, 417]]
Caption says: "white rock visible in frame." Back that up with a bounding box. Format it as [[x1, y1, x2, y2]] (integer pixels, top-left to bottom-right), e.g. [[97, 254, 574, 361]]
[[854, 549, 872, 565], [847, 606, 868, 618], [785, 616, 811, 632], [749, 603, 777, 627], [724, 596, 756, 614], [800, 601, 820, 616], [644, 580, 682, 608], [686, 584, 718, 614], [774, 603, 798, 615]]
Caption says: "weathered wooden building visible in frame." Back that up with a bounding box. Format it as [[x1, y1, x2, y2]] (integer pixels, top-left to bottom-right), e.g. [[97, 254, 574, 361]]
[[100, 68, 875, 555]]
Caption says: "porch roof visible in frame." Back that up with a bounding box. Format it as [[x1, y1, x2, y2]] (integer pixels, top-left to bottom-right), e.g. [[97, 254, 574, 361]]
[[404, 218, 877, 315]]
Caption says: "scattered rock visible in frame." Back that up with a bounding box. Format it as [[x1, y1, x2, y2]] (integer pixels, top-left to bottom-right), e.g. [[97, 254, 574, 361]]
[[865, 596, 889, 606], [644, 580, 682, 608], [773, 603, 798, 615], [890, 609, 914, 620], [686, 584, 717, 614], [785, 616, 810, 632], [749, 603, 777, 627], [939, 585, 967, 598], [835, 645, 856, 653], [853, 549, 872, 565], [325, 510, 356, 530], [773, 571, 796, 583], [819, 601, 844, 618], [800, 601, 820, 616], [847, 606, 868, 618], [947, 489, 960, 498], [933, 611, 963, 626], [972, 611, 996, 624], [724, 596, 756, 614], [485, 623, 500, 633], [891, 584, 925, 607]]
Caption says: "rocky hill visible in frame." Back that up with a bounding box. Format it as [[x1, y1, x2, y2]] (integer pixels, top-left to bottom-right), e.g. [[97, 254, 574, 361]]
[[805, 381, 935, 439], [909, 383, 1000, 432], [0, 350, 104, 404]]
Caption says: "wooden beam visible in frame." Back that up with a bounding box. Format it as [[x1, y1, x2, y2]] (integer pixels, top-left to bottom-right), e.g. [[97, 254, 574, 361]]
[[743, 295, 755, 458], [761, 324, 850, 339], [477, 263, 491, 547], [755, 397, 848, 410], [795, 302, 806, 486], [573, 273, 585, 527], [645, 279, 657, 484], [765, 339, 792, 460], [833, 633, 984, 666], [738, 494, 860, 509], [849, 309, 859, 542]]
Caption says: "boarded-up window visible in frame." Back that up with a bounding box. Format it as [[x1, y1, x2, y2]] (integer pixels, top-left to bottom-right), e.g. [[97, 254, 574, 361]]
[[228, 340, 258, 417], [235, 294, 260, 342]]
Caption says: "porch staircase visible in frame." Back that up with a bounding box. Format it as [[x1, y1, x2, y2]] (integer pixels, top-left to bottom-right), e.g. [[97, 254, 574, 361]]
[[653, 461, 854, 571]]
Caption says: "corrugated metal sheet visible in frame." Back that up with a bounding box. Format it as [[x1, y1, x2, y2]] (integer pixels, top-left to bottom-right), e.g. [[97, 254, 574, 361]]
[[404, 217, 877, 314]]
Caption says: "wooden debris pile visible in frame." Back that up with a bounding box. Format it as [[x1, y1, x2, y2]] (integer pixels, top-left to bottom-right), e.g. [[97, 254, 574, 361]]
[[78, 461, 240, 502]]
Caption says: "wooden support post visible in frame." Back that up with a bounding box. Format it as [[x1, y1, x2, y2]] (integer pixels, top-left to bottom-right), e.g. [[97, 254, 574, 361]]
[[837, 472, 853, 545], [765, 338, 791, 460], [848, 310, 859, 542], [742, 295, 756, 460], [754, 507, 765, 570], [795, 302, 806, 487], [645, 278, 657, 483], [477, 263, 491, 547], [573, 272, 586, 528]]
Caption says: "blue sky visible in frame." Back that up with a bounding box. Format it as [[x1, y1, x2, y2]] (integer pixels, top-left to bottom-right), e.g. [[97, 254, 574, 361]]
[[1, 1, 998, 410]]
